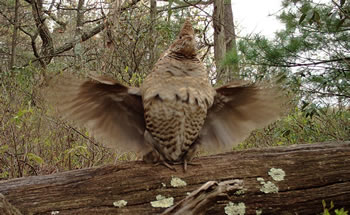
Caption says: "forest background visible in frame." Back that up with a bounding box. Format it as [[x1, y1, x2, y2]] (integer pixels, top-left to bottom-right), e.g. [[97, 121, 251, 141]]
[[0, 0, 349, 180]]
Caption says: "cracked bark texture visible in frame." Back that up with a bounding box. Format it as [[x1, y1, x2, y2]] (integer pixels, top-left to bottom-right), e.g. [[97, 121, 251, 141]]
[[0, 142, 349, 215]]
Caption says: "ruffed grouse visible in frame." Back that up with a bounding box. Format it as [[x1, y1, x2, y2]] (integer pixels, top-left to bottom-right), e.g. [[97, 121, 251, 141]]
[[53, 19, 284, 171]]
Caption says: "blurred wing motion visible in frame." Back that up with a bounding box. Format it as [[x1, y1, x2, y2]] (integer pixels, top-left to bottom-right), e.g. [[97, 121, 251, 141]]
[[50, 75, 146, 153], [200, 81, 285, 152]]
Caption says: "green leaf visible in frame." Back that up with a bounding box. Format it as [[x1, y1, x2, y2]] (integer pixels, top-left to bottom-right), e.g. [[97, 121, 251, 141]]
[[305, 9, 315, 24], [124, 66, 129, 73], [301, 101, 309, 110], [335, 208, 349, 215], [299, 13, 306, 24], [67, 145, 88, 155], [336, 18, 346, 30], [0, 145, 9, 154], [313, 11, 321, 27], [282, 129, 291, 137], [27, 153, 44, 165]]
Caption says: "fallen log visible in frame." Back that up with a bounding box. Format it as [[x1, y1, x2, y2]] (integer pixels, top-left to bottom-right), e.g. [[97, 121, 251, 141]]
[[0, 193, 22, 215], [0, 142, 349, 215]]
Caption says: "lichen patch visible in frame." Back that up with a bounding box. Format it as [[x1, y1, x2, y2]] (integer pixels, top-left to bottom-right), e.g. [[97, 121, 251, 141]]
[[150, 195, 174, 208], [170, 176, 187, 187], [113, 200, 128, 208], [257, 177, 264, 182], [268, 168, 286, 181], [234, 188, 246, 196], [257, 177, 279, 194], [224, 202, 246, 215]]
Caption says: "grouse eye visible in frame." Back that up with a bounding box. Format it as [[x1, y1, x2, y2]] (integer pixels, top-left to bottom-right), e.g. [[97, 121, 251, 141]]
[[179, 36, 182, 39]]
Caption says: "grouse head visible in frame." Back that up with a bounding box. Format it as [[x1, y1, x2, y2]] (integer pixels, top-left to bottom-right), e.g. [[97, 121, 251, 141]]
[[169, 19, 196, 58]]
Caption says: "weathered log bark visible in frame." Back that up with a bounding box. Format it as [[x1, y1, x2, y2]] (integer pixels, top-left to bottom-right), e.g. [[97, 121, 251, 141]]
[[0, 193, 22, 215], [162, 180, 244, 215], [0, 142, 349, 215]]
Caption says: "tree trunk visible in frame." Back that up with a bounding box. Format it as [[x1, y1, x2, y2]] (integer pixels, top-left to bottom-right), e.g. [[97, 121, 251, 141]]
[[30, 0, 54, 67], [150, 0, 157, 65], [213, 0, 226, 74], [224, 0, 240, 78], [73, 0, 85, 70], [9, 0, 20, 70], [0, 142, 349, 215], [213, 0, 239, 83]]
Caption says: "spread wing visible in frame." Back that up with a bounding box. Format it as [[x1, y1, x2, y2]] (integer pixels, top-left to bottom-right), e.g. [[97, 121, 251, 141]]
[[200, 81, 285, 152], [50, 75, 147, 153]]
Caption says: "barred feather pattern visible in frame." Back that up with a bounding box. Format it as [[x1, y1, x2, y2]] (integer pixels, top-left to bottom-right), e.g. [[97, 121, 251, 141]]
[[142, 56, 214, 162], [144, 97, 207, 162]]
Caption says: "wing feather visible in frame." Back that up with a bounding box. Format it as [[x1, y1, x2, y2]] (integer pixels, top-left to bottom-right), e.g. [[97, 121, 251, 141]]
[[200, 82, 285, 152], [49, 75, 147, 153]]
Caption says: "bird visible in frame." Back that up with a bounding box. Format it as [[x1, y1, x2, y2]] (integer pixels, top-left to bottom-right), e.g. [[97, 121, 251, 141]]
[[51, 19, 284, 171]]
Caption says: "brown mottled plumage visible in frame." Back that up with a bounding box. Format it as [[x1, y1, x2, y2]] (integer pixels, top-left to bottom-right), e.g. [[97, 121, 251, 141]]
[[51, 19, 284, 171]]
